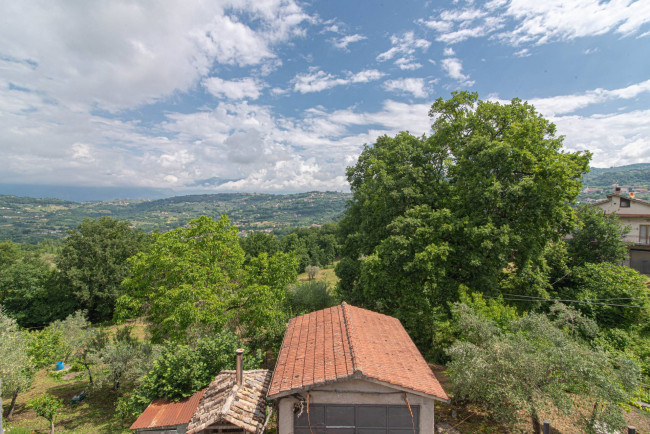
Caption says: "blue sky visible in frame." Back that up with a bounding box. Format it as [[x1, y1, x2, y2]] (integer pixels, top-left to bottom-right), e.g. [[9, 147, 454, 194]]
[[1, 0, 649, 194]]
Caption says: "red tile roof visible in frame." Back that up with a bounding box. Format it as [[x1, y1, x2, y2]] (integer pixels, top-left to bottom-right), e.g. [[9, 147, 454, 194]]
[[267, 302, 449, 402], [130, 389, 206, 431]]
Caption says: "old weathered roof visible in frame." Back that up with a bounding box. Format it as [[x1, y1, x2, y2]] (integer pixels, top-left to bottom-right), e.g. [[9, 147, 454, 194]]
[[186, 369, 271, 434], [267, 302, 449, 402], [130, 388, 206, 430]]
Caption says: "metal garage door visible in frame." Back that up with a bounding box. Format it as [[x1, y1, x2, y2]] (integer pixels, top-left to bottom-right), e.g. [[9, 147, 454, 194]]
[[294, 404, 419, 433]]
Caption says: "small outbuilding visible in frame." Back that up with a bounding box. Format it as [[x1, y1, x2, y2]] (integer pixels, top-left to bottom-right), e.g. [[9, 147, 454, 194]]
[[131, 350, 271, 434], [130, 389, 206, 434], [268, 302, 449, 433], [186, 368, 272, 433]]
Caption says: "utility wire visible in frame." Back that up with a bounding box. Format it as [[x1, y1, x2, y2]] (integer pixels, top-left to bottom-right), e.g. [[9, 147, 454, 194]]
[[483, 295, 650, 309], [500, 293, 649, 302]]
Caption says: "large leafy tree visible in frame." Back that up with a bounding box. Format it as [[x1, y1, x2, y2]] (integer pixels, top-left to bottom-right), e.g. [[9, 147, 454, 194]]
[[118, 215, 297, 344], [56, 217, 149, 322], [337, 91, 590, 349]]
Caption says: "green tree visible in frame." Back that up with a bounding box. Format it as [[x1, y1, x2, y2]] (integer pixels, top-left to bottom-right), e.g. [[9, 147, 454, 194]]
[[0, 308, 35, 420], [337, 91, 590, 350], [56, 217, 149, 322], [447, 301, 639, 433], [566, 205, 629, 266], [0, 243, 65, 328], [27, 394, 64, 434], [92, 327, 156, 394], [286, 281, 337, 315], [117, 332, 261, 420], [118, 215, 297, 345], [239, 232, 280, 261], [564, 263, 649, 329]]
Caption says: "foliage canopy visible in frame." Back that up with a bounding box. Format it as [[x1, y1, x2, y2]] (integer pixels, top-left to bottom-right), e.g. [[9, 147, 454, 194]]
[[118, 215, 297, 345], [337, 91, 591, 350]]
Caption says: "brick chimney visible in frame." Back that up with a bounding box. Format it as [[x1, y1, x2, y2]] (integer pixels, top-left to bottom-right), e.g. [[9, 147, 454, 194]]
[[236, 349, 244, 386]]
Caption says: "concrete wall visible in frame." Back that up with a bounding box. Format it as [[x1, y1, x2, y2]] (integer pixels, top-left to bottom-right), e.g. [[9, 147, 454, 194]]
[[593, 198, 650, 246], [594, 197, 650, 215], [276, 379, 437, 433]]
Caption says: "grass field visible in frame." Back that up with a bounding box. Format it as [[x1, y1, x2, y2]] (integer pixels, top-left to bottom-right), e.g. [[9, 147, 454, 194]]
[[297, 263, 340, 287], [1, 320, 148, 433], [2, 369, 130, 433]]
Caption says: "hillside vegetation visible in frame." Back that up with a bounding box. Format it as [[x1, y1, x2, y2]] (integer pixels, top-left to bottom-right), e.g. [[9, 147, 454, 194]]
[[0, 191, 349, 243], [580, 163, 650, 202]]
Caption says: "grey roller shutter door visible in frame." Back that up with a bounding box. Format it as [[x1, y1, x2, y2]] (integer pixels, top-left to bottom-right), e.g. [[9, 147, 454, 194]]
[[294, 404, 419, 433]]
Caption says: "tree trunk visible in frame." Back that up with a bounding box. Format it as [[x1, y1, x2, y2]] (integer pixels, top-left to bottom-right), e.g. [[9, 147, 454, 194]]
[[50, 419, 55, 434], [84, 362, 94, 386], [6, 391, 18, 420]]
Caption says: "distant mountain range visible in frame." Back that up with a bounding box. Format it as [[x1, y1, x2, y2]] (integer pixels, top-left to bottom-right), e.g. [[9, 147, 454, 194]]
[[582, 163, 650, 188], [1, 164, 647, 243], [0, 192, 350, 243]]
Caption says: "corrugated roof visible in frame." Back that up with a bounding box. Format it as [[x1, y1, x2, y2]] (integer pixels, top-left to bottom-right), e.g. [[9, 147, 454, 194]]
[[186, 369, 271, 434], [267, 302, 449, 402], [130, 388, 206, 430]]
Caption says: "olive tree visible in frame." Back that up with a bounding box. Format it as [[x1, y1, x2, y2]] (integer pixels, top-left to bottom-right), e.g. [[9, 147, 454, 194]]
[[0, 307, 35, 420], [447, 301, 639, 433]]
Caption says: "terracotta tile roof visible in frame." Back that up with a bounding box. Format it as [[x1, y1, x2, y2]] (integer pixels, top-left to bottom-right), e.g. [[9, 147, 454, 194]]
[[267, 302, 449, 402], [130, 388, 206, 430], [186, 369, 271, 434]]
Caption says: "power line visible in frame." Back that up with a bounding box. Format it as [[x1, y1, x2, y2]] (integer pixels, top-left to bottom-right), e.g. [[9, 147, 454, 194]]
[[483, 295, 650, 309], [500, 293, 649, 302]]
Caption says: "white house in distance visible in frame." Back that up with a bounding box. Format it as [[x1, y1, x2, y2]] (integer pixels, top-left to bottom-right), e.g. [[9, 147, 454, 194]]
[[267, 302, 449, 433], [592, 186, 650, 274]]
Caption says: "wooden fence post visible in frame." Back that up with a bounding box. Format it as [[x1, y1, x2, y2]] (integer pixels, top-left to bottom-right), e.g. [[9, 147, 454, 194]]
[[542, 421, 550, 434]]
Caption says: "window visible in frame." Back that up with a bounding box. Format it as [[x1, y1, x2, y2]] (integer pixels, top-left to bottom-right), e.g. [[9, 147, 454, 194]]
[[640, 225, 650, 245], [620, 198, 630, 207]]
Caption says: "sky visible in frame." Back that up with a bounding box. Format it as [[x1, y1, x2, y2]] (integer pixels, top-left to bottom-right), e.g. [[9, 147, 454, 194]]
[[1, 0, 649, 196]]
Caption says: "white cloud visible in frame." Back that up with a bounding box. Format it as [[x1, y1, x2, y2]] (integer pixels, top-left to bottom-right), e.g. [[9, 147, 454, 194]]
[[556, 110, 650, 167], [499, 0, 650, 45], [202, 77, 265, 100], [331, 34, 367, 50], [0, 0, 311, 111], [422, 0, 650, 47], [443, 47, 456, 56], [527, 79, 650, 116], [421, 12, 504, 44], [377, 31, 431, 70], [441, 58, 475, 86], [292, 68, 385, 93], [383, 78, 430, 98]]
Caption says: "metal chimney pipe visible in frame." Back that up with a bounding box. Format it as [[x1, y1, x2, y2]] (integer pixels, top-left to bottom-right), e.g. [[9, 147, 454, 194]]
[[236, 349, 244, 386]]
